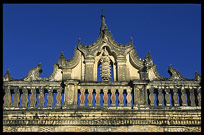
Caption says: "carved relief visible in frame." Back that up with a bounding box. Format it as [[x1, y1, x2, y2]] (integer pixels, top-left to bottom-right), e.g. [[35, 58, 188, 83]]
[[100, 47, 111, 81]]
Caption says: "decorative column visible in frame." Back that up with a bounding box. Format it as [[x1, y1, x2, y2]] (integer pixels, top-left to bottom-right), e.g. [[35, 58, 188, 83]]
[[158, 87, 163, 106], [84, 58, 95, 81], [173, 87, 179, 106], [21, 87, 28, 108], [30, 87, 37, 108], [88, 89, 93, 107], [149, 87, 154, 106], [11, 87, 20, 108], [38, 87, 44, 107], [118, 88, 124, 107], [47, 87, 53, 107], [181, 86, 187, 107], [64, 80, 79, 107], [103, 89, 108, 107], [95, 88, 101, 107], [117, 58, 127, 81], [134, 83, 146, 106], [56, 87, 62, 107], [111, 89, 116, 107], [62, 68, 72, 81], [80, 88, 85, 107], [126, 88, 132, 107], [3, 86, 11, 108], [189, 87, 196, 107], [197, 87, 201, 106], [165, 87, 171, 107]]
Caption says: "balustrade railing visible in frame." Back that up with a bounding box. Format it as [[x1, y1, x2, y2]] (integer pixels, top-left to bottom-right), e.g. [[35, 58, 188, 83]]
[[3, 86, 63, 109], [78, 86, 133, 107], [147, 85, 201, 107], [3, 84, 201, 109]]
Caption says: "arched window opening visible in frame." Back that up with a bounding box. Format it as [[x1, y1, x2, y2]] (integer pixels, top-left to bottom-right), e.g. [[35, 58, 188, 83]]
[[97, 58, 114, 81]]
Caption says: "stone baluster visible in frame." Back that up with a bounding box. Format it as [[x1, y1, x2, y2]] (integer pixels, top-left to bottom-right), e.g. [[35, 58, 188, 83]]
[[38, 87, 45, 107], [111, 89, 116, 107], [149, 87, 154, 106], [95, 89, 101, 107], [30, 87, 37, 107], [47, 87, 53, 107], [173, 87, 179, 106], [181, 87, 187, 106], [21, 87, 28, 108], [88, 89, 93, 107], [3, 86, 11, 108], [197, 87, 201, 106], [56, 88, 62, 107], [80, 88, 85, 107], [189, 87, 196, 107], [165, 87, 171, 107], [158, 87, 163, 106], [11, 87, 20, 108], [103, 89, 108, 107], [118, 88, 124, 107], [126, 88, 132, 107]]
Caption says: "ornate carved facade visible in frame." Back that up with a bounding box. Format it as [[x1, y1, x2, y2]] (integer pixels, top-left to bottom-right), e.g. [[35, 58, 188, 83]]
[[3, 12, 201, 132]]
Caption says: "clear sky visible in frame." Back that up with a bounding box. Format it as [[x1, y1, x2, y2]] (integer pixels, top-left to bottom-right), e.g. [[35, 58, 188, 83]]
[[3, 4, 201, 80]]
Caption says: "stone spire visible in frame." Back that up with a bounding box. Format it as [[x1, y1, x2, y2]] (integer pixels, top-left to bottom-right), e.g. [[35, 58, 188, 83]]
[[100, 9, 108, 35]]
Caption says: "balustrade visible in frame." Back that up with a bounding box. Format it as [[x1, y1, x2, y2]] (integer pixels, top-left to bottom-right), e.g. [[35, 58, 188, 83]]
[[149, 87, 155, 106], [95, 89, 101, 107], [3, 84, 200, 109], [47, 88, 53, 107], [56, 88, 62, 107], [3, 86, 63, 109], [173, 87, 179, 106], [21, 87, 28, 108], [38, 88, 45, 107], [147, 85, 200, 107], [30, 88, 37, 107], [189, 88, 196, 107], [181, 87, 187, 106], [103, 89, 108, 107], [126, 88, 132, 107], [111, 89, 116, 107], [197, 87, 201, 106], [80, 89, 85, 107], [11, 87, 20, 107], [77, 86, 132, 108], [118, 89, 124, 107], [88, 89, 93, 106], [3, 86, 11, 108], [157, 88, 163, 106]]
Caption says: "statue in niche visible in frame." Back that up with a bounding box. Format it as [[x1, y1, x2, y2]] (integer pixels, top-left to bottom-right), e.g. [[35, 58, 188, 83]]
[[100, 47, 111, 81]]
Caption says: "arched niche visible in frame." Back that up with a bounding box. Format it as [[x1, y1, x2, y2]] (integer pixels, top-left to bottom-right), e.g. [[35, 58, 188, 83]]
[[94, 46, 118, 81]]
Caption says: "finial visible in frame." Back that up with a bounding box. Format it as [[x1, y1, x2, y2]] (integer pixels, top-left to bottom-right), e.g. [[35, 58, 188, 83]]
[[101, 9, 104, 17], [130, 36, 133, 43], [100, 9, 108, 35], [78, 37, 81, 44]]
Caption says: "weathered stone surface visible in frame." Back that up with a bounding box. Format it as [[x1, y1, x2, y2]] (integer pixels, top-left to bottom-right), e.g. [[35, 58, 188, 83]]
[[3, 11, 201, 132]]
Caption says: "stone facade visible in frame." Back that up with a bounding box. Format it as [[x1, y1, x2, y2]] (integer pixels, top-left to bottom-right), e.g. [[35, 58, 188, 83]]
[[3, 12, 201, 132]]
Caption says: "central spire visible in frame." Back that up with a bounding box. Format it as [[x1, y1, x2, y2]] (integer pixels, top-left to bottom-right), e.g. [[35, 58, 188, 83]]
[[100, 9, 108, 35]]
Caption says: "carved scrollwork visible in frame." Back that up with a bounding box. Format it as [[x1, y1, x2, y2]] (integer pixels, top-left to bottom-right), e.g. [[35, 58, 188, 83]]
[[23, 64, 42, 81], [144, 52, 153, 68]]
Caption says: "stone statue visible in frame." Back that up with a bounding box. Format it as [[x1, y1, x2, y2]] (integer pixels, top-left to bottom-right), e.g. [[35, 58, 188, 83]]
[[100, 47, 111, 81]]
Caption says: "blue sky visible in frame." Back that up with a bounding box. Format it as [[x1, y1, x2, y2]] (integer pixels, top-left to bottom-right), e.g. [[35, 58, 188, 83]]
[[3, 4, 201, 79]]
